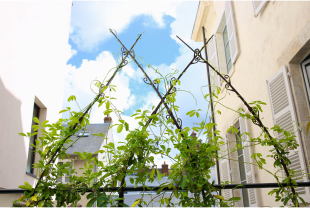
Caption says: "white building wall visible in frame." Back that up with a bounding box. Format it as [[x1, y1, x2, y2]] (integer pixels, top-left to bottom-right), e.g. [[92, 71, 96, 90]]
[[0, 1, 72, 194]]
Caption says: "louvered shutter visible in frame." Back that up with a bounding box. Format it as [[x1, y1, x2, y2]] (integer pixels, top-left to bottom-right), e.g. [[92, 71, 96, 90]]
[[239, 117, 258, 206], [267, 65, 310, 203], [224, 1, 239, 64], [207, 35, 221, 88], [252, 1, 267, 17], [219, 134, 232, 200]]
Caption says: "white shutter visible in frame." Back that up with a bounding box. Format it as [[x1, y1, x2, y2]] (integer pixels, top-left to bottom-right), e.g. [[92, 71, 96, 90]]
[[252, 1, 267, 17], [267, 65, 310, 202], [219, 134, 233, 200], [224, 1, 239, 64], [207, 35, 221, 88], [239, 117, 258, 206]]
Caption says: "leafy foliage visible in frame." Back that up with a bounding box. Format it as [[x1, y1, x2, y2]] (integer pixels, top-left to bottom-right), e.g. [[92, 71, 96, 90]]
[[13, 32, 309, 207]]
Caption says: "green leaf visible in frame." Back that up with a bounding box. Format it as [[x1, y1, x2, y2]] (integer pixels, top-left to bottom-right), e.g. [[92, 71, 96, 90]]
[[99, 202, 109, 207], [86, 192, 94, 200], [130, 177, 134, 184], [228, 197, 241, 201], [68, 95, 76, 102], [131, 199, 140, 207], [18, 133, 27, 137], [30, 132, 38, 137], [41, 120, 49, 127], [74, 152, 86, 160], [33, 117, 39, 123], [86, 197, 97, 207], [18, 185, 32, 191], [156, 169, 162, 182], [307, 120, 310, 135], [117, 124, 123, 133], [59, 109, 68, 114], [214, 195, 224, 200], [125, 122, 129, 131], [298, 196, 306, 206], [180, 175, 187, 189], [217, 87, 221, 94], [150, 168, 155, 179], [106, 101, 110, 110]]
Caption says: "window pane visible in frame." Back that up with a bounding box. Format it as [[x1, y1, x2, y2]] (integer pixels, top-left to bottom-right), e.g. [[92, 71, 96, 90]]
[[26, 149, 34, 173], [235, 130, 243, 155], [305, 64, 310, 88], [65, 177, 70, 183], [225, 43, 231, 64], [223, 26, 229, 46], [241, 184, 250, 207], [238, 155, 247, 182], [227, 59, 232, 73]]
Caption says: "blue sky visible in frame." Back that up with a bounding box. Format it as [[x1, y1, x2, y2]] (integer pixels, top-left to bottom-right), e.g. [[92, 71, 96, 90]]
[[62, 1, 211, 166]]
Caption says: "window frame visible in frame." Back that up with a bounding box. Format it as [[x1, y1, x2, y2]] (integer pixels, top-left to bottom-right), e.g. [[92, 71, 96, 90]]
[[301, 58, 310, 111], [26, 103, 40, 175]]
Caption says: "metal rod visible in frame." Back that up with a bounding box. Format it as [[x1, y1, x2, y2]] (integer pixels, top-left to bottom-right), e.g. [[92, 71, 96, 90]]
[[2, 182, 310, 194], [145, 35, 214, 128], [110, 29, 182, 131], [202, 26, 221, 191]]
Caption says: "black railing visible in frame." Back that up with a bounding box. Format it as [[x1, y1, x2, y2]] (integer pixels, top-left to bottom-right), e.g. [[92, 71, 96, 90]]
[[1, 181, 310, 194]]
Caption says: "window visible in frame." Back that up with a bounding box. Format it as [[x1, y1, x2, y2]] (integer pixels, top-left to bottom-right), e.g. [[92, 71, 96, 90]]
[[57, 162, 73, 183], [78, 132, 90, 137], [301, 57, 310, 110], [222, 25, 232, 73], [210, 1, 239, 82], [235, 128, 250, 207], [26, 103, 40, 174]]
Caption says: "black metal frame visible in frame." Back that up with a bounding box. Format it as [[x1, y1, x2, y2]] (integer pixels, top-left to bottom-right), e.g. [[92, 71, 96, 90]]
[[3, 30, 310, 207], [2, 182, 310, 194]]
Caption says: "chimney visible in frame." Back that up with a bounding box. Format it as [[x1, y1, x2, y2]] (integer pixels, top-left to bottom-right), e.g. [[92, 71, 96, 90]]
[[162, 161, 169, 176], [191, 131, 201, 149], [190, 131, 197, 138], [104, 114, 112, 124]]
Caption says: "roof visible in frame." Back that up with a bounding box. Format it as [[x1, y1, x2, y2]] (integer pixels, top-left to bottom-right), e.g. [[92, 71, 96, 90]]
[[63, 123, 110, 155]]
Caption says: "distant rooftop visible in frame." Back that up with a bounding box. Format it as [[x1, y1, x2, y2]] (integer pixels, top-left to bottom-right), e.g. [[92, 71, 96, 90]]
[[63, 123, 110, 155]]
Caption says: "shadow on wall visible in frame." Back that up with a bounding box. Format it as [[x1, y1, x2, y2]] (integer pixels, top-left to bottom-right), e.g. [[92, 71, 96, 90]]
[[0, 77, 26, 190]]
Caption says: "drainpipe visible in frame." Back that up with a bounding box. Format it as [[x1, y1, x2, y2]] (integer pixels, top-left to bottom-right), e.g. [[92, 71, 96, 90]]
[[202, 26, 221, 192]]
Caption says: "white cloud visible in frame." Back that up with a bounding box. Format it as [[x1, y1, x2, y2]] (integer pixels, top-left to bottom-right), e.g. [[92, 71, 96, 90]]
[[140, 91, 161, 112], [63, 51, 137, 124], [64, 0, 211, 171], [70, 1, 181, 51]]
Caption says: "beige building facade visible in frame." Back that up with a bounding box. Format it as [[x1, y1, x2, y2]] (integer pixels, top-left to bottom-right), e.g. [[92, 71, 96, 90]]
[[0, 1, 72, 206], [192, 1, 310, 207]]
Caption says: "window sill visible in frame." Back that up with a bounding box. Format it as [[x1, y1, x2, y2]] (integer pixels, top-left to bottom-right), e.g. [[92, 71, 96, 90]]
[[26, 172, 38, 179]]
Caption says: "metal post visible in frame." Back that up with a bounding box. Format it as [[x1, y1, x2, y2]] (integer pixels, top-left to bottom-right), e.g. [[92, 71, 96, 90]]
[[202, 26, 221, 191], [118, 177, 125, 207]]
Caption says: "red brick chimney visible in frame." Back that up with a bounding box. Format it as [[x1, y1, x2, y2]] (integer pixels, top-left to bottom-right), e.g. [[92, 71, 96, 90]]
[[104, 114, 112, 124], [162, 161, 169, 176], [190, 131, 197, 138]]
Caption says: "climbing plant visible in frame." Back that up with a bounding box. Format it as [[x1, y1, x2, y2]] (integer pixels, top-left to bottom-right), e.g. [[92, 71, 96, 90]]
[[13, 30, 309, 207]]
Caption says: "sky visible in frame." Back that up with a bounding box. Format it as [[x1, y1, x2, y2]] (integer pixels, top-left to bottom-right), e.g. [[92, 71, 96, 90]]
[[62, 1, 212, 167]]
